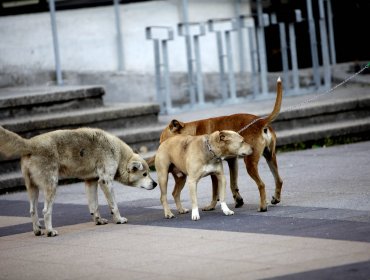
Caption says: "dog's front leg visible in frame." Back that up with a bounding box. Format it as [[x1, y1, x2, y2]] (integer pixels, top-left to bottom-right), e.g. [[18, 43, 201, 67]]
[[85, 180, 108, 225], [187, 178, 200, 221], [172, 173, 189, 214], [216, 173, 234, 216], [99, 178, 127, 224]]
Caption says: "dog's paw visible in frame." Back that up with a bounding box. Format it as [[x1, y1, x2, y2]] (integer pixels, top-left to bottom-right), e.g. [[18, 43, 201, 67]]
[[223, 209, 235, 216], [235, 197, 244, 208], [164, 211, 175, 219], [202, 201, 217, 211], [178, 208, 189, 214], [191, 208, 200, 221], [115, 217, 128, 224], [258, 206, 268, 212], [202, 205, 215, 211], [47, 229, 58, 237], [95, 217, 109, 225], [33, 225, 43, 236], [271, 196, 281, 205]]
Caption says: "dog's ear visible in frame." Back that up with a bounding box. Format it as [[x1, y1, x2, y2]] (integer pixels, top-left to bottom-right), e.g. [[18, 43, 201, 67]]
[[218, 130, 229, 142], [169, 119, 184, 132], [127, 161, 144, 172]]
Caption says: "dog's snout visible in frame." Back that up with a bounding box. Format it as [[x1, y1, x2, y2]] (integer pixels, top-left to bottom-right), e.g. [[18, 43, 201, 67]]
[[240, 146, 253, 157], [152, 181, 158, 188]]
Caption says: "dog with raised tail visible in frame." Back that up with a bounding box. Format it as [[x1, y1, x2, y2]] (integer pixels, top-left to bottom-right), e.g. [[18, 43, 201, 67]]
[[156, 77, 283, 212], [0, 127, 157, 237], [155, 130, 252, 220]]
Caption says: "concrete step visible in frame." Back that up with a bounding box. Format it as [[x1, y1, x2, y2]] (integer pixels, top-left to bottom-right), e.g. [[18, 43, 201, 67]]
[[0, 85, 105, 118], [0, 102, 160, 138], [0, 102, 160, 174], [272, 95, 370, 131], [276, 117, 370, 147], [109, 124, 164, 153]]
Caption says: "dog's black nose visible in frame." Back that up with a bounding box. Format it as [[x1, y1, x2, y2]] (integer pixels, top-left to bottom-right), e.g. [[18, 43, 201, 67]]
[[152, 181, 158, 188]]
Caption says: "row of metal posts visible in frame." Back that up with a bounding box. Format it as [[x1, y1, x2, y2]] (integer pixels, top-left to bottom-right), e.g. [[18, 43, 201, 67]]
[[47, 0, 336, 114], [147, 0, 336, 114], [48, 0, 125, 86]]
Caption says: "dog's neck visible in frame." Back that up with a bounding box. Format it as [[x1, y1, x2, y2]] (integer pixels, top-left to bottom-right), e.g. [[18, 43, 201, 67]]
[[205, 136, 221, 161]]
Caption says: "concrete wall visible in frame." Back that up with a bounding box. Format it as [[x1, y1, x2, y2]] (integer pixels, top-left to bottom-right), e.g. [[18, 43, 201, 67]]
[[0, 0, 253, 73]]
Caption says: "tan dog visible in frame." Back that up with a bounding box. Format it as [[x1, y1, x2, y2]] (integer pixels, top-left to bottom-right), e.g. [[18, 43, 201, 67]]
[[158, 78, 283, 212], [0, 127, 157, 237], [155, 130, 252, 220]]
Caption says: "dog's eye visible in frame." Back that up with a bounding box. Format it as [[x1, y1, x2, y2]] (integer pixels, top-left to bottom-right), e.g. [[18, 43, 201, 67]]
[[143, 172, 147, 177]]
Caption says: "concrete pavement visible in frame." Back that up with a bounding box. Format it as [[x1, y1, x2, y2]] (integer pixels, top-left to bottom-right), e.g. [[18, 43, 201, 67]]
[[0, 141, 370, 279]]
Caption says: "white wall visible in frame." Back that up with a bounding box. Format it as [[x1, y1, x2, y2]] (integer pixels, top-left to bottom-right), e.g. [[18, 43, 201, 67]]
[[0, 0, 253, 73]]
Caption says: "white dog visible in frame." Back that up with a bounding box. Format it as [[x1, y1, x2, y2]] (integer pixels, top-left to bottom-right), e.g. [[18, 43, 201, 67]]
[[0, 126, 157, 237]]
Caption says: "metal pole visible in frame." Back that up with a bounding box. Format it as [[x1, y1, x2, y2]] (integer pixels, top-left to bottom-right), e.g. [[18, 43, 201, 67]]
[[193, 35, 205, 105], [162, 40, 172, 113], [181, 0, 195, 106], [318, 0, 331, 89], [278, 22, 290, 91], [326, 0, 336, 65], [289, 23, 300, 92], [225, 31, 237, 100], [48, 0, 63, 85], [248, 26, 259, 97], [256, 0, 268, 95], [216, 32, 227, 101], [234, 0, 245, 72], [113, 0, 124, 71], [306, 0, 320, 89], [153, 40, 163, 110]]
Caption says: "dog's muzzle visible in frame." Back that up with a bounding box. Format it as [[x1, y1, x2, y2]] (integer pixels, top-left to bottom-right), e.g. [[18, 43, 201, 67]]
[[141, 181, 157, 190]]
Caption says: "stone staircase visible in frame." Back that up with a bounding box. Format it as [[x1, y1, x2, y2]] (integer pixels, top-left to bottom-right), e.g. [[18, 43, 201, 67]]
[[274, 90, 370, 148], [0, 85, 162, 193]]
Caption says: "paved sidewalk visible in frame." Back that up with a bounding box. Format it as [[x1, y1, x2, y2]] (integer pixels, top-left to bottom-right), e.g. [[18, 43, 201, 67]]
[[1, 141, 370, 279]]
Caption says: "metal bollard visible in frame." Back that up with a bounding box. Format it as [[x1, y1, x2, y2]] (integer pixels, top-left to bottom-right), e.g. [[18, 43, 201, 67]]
[[240, 15, 259, 98], [208, 18, 238, 103], [145, 26, 174, 114], [178, 22, 206, 106]]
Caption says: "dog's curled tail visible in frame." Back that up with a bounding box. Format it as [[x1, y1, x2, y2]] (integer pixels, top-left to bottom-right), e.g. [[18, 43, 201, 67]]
[[263, 77, 283, 125], [0, 126, 30, 157]]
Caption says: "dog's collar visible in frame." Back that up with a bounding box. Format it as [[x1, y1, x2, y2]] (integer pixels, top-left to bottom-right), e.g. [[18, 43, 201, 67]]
[[205, 137, 221, 161]]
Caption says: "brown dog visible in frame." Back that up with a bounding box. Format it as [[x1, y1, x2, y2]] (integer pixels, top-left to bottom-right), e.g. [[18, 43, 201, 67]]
[[155, 130, 252, 220], [158, 77, 283, 212]]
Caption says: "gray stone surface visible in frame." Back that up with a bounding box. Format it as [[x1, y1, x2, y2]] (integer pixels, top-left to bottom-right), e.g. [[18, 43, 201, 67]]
[[0, 141, 369, 279]]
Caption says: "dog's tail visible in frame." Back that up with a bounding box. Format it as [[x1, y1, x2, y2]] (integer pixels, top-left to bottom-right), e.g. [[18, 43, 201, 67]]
[[263, 77, 283, 125], [146, 154, 156, 169], [0, 126, 31, 157]]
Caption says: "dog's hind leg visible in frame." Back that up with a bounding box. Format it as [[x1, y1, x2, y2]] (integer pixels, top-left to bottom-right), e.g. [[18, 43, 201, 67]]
[[85, 180, 108, 225], [244, 155, 268, 212], [22, 164, 42, 236], [202, 175, 218, 211], [263, 148, 283, 205], [158, 170, 174, 219], [172, 173, 189, 214], [42, 177, 59, 237], [99, 178, 127, 224], [226, 158, 244, 208]]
